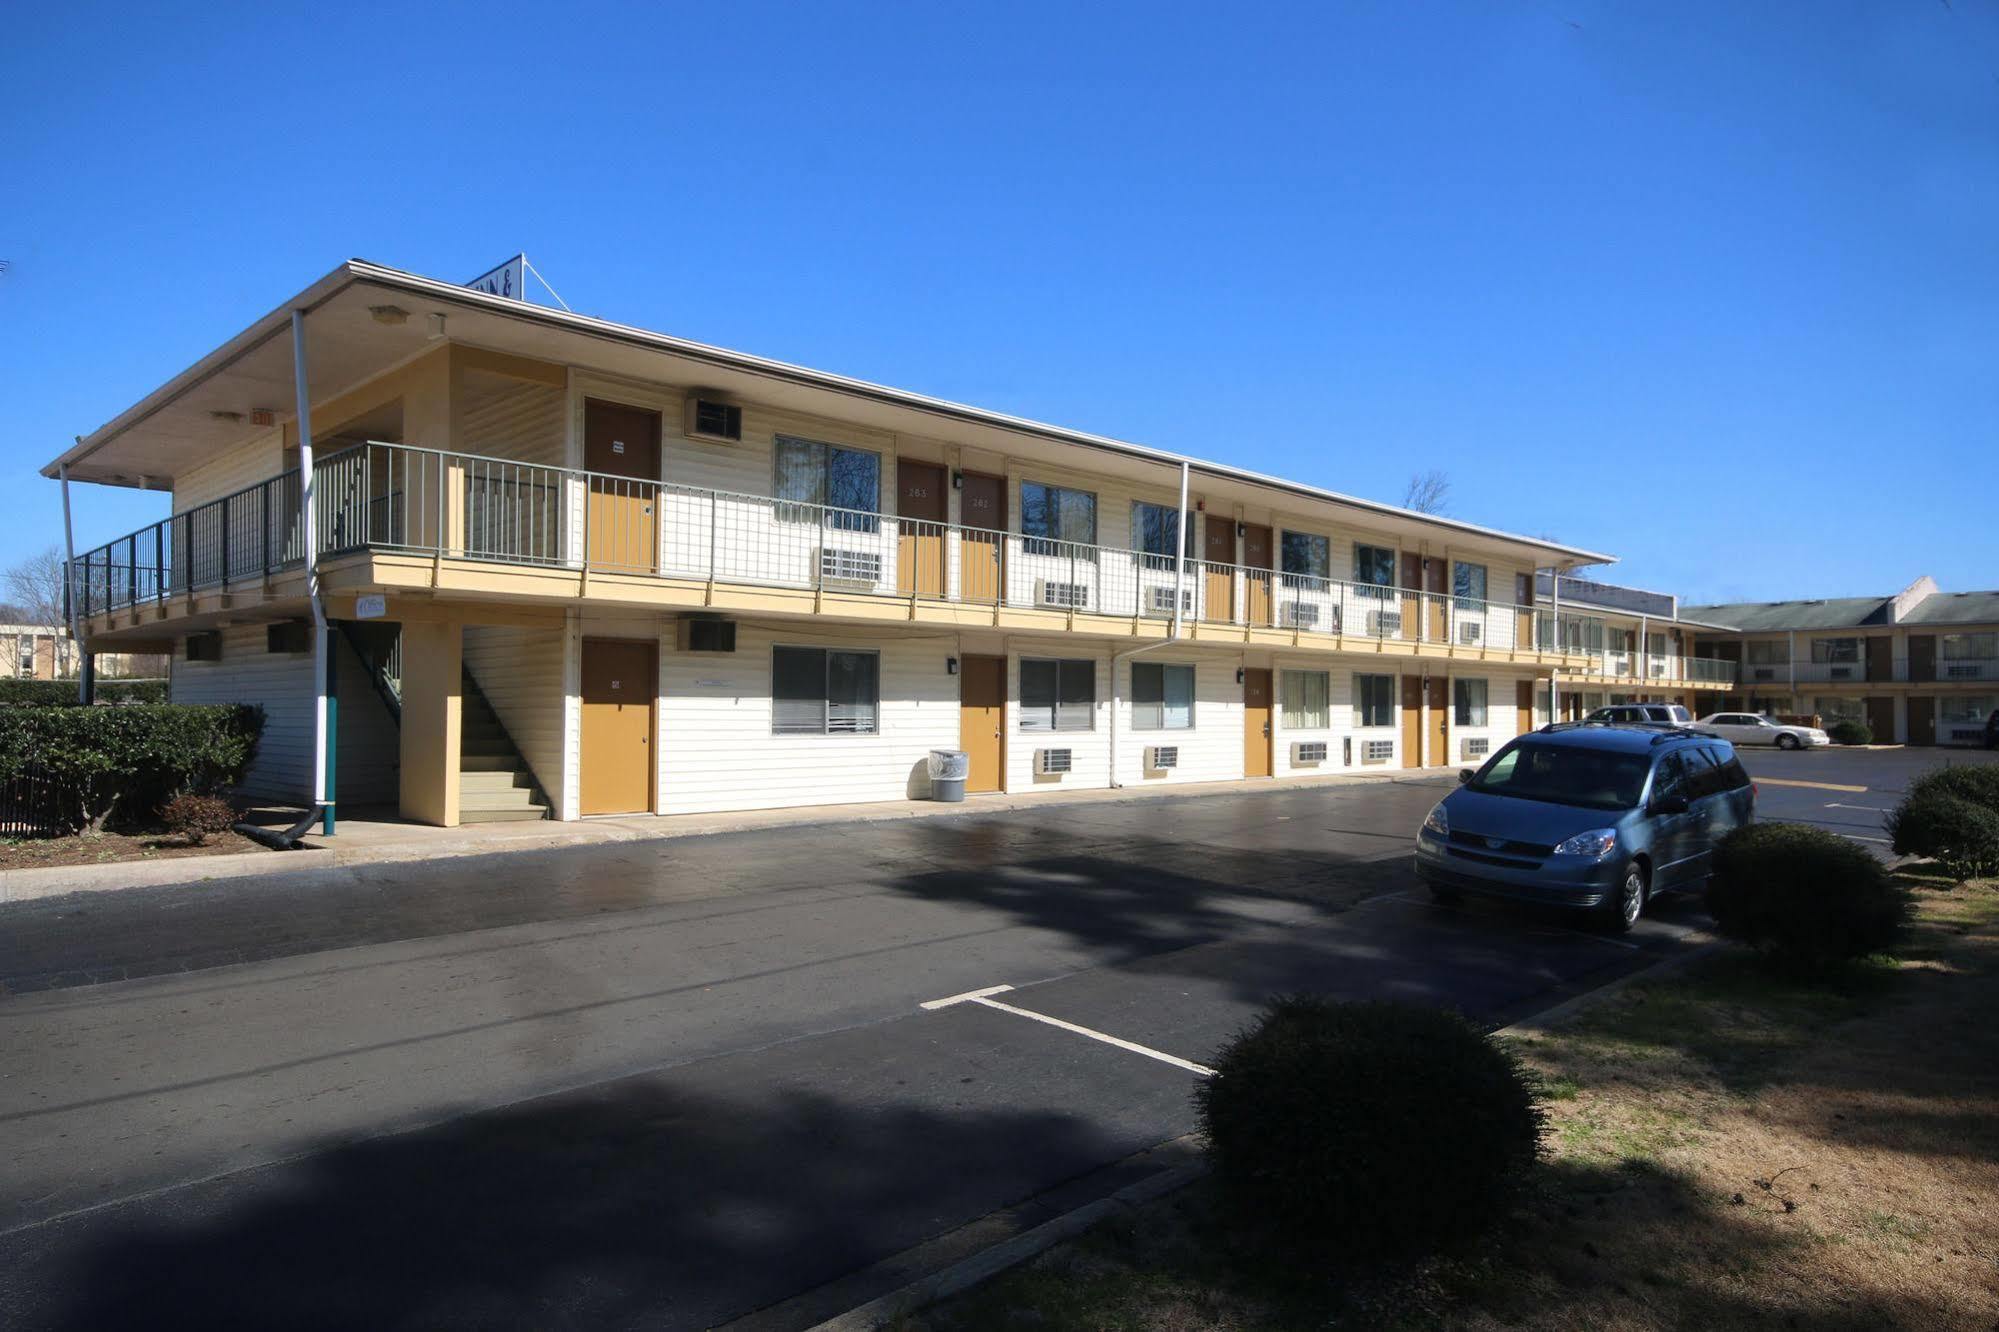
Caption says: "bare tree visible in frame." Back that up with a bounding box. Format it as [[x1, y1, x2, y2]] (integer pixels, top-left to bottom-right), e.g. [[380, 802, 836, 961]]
[[4, 546, 79, 675], [1402, 470, 1451, 515]]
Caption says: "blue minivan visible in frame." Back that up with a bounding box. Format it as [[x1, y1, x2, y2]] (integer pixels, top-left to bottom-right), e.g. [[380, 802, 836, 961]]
[[1413, 724, 1756, 931]]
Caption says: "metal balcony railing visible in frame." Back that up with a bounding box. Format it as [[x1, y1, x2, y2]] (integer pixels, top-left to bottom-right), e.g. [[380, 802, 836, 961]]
[[70, 441, 1619, 659]]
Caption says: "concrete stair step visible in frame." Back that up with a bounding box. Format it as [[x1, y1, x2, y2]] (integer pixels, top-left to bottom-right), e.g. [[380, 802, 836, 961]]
[[460, 753, 520, 772], [459, 788, 541, 811], [459, 805, 549, 824], [460, 769, 530, 793]]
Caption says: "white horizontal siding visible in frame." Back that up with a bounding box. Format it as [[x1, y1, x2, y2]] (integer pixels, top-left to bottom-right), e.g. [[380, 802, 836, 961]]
[[1005, 649, 1110, 793], [170, 624, 311, 801], [658, 623, 958, 815], [462, 370, 564, 466], [1113, 651, 1241, 787], [464, 624, 568, 817]]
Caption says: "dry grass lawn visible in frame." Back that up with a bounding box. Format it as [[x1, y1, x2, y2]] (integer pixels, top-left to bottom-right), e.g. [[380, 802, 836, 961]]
[[910, 874, 1999, 1331]]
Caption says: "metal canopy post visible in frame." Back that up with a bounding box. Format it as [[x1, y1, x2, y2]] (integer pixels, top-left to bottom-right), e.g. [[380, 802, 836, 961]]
[[293, 309, 334, 835], [59, 461, 86, 701]]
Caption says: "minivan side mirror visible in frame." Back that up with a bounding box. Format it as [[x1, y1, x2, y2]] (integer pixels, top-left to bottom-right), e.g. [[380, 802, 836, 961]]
[[1653, 793, 1689, 816], [1458, 768, 1475, 785]]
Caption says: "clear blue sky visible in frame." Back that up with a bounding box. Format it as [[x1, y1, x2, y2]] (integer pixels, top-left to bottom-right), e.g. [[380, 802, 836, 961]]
[[4, 1, 1995, 606]]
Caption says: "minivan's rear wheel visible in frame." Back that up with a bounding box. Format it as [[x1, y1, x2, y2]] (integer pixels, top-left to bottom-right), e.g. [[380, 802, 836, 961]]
[[1777, 733, 1800, 751], [1603, 861, 1646, 933]]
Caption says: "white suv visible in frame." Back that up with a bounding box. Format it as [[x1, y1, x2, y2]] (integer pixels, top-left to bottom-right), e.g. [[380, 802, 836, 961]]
[[1698, 712, 1830, 751], [1585, 703, 1694, 728]]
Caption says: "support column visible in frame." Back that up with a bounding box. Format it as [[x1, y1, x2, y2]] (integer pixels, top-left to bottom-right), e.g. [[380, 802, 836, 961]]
[[399, 619, 462, 826]]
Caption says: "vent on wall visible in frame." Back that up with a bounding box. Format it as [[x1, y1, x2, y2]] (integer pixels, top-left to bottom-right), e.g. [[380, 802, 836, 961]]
[[1144, 745, 1180, 771], [678, 618, 737, 652], [1457, 621, 1482, 645], [685, 397, 742, 442], [1368, 610, 1403, 637], [185, 631, 222, 662], [1362, 739, 1393, 764], [1293, 740, 1328, 764], [1149, 585, 1194, 614], [1280, 602, 1320, 629], [1462, 736, 1491, 761], [1036, 748, 1073, 775]]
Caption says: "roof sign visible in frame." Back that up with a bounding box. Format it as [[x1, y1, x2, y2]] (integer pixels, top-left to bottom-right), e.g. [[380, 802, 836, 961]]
[[466, 254, 526, 300]]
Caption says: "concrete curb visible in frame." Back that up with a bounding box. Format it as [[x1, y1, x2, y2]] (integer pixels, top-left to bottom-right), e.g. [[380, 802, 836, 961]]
[[803, 1153, 1209, 1332], [0, 766, 1457, 906], [794, 932, 1734, 1331]]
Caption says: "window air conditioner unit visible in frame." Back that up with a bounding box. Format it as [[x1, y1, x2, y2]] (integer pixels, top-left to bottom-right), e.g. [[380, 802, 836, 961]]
[[1280, 602, 1320, 629], [1038, 581, 1089, 610], [1293, 740, 1328, 764], [678, 617, 737, 652], [185, 631, 223, 662], [1828, 666, 1853, 680], [1457, 621, 1482, 646], [820, 548, 882, 584], [1462, 736, 1491, 761], [1949, 726, 1984, 744], [1752, 667, 1775, 681], [1945, 664, 1978, 679], [685, 397, 743, 443], [1362, 739, 1393, 765], [1145, 745, 1180, 771], [1367, 610, 1403, 636], [1148, 585, 1194, 614], [1036, 747, 1073, 775]]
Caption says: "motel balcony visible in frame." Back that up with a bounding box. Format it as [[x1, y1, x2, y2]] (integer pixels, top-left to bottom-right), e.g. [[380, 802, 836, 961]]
[[1554, 647, 1738, 692], [1747, 659, 1999, 686], [70, 441, 1630, 673]]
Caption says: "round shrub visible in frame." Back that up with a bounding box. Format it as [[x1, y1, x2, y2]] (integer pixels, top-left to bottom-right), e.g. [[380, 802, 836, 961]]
[[1826, 719, 1873, 746], [1195, 997, 1543, 1264], [161, 793, 238, 846], [1706, 823, 1911, 967], [1887, 790, 1999, 880], [1902, 764, 1999, 815]]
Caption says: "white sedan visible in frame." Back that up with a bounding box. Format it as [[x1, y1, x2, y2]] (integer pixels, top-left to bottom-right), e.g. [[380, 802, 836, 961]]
[[1697, 712, 1830, 750]]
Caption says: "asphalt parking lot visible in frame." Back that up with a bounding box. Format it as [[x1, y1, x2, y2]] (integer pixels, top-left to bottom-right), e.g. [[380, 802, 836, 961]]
[[1734, 742, 1999, 857], [0, 745, 1984, 1330]]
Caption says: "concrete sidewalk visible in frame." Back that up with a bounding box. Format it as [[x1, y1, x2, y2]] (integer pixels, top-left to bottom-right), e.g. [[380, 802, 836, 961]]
[[0, 767, 1460, 905]]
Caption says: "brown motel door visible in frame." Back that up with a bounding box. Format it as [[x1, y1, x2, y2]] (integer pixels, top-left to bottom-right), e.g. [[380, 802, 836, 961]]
[[1515, 573, 1536, 649], [1204, 517, 1235, 623], [1908, 634, 1936, 683], [896, 460, 948, 596], [1242, 668, 1273, 778], [1401, 675, 1424, 768], [959, 472, 1005, 604], [959, 655, 1005, 793], [584, 400, 661, 572], [1400, 553, 1424, 642], [1866, 636, 1893, 683], [1516, 679, 1536, 735], [1427, 676, 1448, 765], [1865, 696, 1896, 744], [1242, 524, 1273, 625], [1425, 557, 1447, 642], [1908, 695, 1936, 747], [580, 638, 656, 815]]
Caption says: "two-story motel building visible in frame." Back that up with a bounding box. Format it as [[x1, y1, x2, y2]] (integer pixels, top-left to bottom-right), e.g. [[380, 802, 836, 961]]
[[52, 259, 1738, 828]]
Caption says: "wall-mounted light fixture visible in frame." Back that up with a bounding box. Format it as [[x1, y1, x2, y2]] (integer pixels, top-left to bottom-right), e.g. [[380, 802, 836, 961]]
[[1236, 667, 1247, 684], [946, 656, 960, 675], [1236, 522, 1246, 538], [952, 471, 963, 490]]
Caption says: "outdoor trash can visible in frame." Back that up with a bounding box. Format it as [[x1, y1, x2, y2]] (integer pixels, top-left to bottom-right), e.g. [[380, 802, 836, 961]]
[[928, 749, 970, 802]]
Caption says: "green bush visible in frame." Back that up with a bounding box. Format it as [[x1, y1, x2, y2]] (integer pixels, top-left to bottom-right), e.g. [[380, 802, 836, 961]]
[[1901, 763, 1999, 815], [0, 678, 170, 706], [161, 793, 238, 846], [1706, 823, 1911, 967], [0, 704, 262, 832], [1826, 719, 1873, 746], [1195, 997, 1544, 1264], [1887, 791, 1999, 880]]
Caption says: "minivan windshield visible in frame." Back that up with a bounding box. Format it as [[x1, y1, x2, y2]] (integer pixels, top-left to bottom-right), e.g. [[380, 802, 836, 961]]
[[1467, 741, 1651, 811]]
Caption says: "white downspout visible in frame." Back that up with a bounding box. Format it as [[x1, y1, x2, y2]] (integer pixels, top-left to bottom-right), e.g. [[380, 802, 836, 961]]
[[59, 461, 83, 699], [293, 310, 332, 835], [1548, 567, 1561, 724], [1110, 461, 1191, 788]]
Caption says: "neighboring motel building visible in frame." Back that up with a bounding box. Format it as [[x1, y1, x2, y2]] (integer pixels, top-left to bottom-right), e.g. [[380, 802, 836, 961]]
[[1684, 577, 1999, 747], [52, 258, 1748, 827]]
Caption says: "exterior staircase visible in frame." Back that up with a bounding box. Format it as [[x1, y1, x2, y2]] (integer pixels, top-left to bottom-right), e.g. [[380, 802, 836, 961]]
[[459, 672, 550, 823]]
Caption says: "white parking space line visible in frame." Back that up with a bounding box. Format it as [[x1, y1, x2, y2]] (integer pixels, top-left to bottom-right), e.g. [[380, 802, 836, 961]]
[[921, 984, 1217, 1077], [1825, 801, 1892, 813]]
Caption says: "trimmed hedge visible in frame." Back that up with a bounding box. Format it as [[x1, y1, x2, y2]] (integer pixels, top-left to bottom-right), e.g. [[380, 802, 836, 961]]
[[0, 678, 170, 706], [1706, 822, 1911, 968], [1826, 719, 1873, 746], [1196, 997, 1544, 1264], [0, 704, 262, 832], [1902, 763, 1999, 814], [1887, 793, 1999, 879]]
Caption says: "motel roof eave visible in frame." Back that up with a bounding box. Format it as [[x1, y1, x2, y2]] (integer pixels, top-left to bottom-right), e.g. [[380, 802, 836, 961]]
[[46, 257, 1618, 570]]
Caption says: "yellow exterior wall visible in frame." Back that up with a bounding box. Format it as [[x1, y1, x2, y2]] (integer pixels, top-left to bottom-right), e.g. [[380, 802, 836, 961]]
[[398, 618, 462, 826]]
